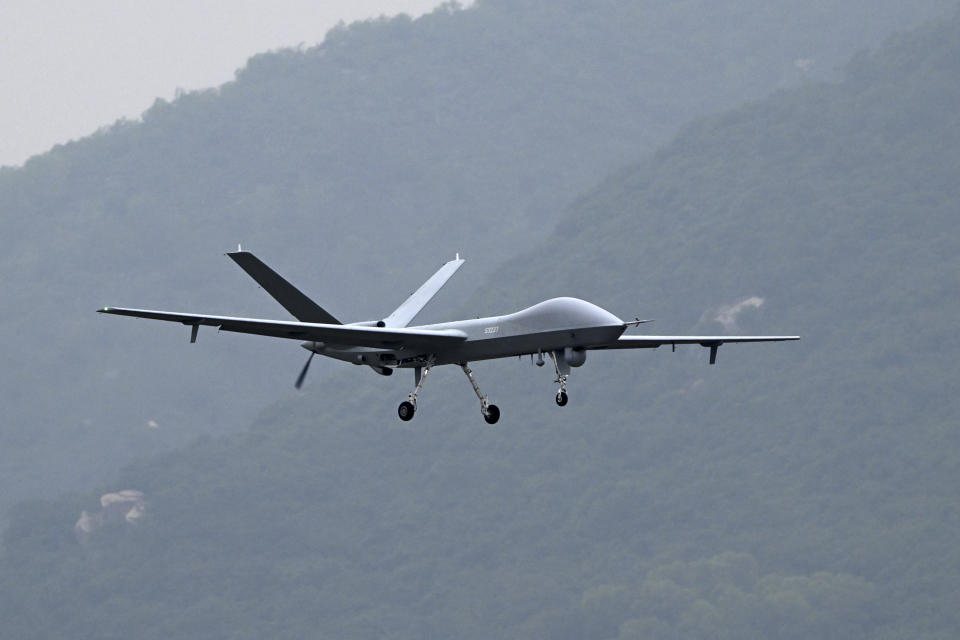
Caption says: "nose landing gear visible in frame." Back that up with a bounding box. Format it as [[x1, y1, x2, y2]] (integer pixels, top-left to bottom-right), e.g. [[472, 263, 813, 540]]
[[548, 350, 570, 407], [398, 400, 416, 421]]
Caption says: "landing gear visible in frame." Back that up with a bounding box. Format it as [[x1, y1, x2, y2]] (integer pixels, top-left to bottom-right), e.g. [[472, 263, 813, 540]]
[[549, 350, 570, 407], [461, 363, 500, 424], [397, 360, 501, 424], [398, 401, 416, 421], [397, 361, 432, 422]]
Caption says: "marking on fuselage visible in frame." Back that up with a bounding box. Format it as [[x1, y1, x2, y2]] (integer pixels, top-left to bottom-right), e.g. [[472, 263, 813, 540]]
[[484, 326, 499, 335]]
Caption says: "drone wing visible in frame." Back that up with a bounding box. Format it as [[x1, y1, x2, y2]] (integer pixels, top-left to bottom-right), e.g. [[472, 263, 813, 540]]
[[590, 335, 799, 364], [592, 335, 800, 348], [98, 307, 467, 350]]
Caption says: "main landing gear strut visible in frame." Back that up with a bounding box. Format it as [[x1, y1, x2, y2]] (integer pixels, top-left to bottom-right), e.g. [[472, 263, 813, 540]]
[[397, 361, 432, 422], [396, 360, 500, 424], [461, 363, 500, 424]]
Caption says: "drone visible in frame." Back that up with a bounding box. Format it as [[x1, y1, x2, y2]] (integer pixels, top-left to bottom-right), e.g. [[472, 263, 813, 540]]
[[100, 252, 798, 423]]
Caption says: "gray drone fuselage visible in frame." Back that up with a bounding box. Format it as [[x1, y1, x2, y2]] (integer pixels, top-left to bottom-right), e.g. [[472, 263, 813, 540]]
[[308, 297, 625, 369]]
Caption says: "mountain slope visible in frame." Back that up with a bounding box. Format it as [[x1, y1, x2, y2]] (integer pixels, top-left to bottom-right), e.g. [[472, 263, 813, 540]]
[[0, 0, 954, 511], [2, 8, 959, 639]]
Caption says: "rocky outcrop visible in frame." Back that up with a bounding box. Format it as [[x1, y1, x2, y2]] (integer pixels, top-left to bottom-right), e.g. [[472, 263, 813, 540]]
[[74, 490, 145, 543]]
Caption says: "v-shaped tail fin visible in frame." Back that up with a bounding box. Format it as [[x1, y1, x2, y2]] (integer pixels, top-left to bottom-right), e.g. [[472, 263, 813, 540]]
[[382, 255, 465, 327], [227, 251, 340, 324]]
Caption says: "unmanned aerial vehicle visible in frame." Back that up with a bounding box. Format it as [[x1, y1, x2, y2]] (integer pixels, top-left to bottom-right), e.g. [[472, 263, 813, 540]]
[[99, 252, 798, 423]]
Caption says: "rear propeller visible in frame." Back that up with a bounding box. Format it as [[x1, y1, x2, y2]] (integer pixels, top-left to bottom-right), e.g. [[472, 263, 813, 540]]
[[295, 351, 315, 390]]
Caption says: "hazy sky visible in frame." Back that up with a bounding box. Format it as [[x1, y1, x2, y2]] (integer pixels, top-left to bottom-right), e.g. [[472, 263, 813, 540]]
[[0, 0, 449, 168]]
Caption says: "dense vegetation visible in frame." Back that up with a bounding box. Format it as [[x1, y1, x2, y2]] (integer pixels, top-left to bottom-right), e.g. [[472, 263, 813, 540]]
[[1, 0, 954, 512], [2, 7, 958, 638]]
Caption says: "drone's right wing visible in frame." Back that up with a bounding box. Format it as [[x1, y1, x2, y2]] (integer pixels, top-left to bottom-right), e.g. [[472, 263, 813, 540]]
[[98, 307, 467, 351]]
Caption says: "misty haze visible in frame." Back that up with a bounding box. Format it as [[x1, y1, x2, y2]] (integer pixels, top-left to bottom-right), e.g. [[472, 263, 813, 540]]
[[1, 1, 958, 638]]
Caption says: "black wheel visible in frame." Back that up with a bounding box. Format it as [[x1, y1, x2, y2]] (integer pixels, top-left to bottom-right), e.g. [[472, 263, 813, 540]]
[[555, 391, 568, 406], [483, 404, 500, 425], [398, 401, 416, 421]]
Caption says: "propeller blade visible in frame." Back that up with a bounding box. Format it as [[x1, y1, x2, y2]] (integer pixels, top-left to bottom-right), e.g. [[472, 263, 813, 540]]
[[295, 351, 315, 390]]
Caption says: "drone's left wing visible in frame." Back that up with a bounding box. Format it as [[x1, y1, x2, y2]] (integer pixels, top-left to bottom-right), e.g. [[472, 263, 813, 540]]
[[591, 336, 800, 349], [589, 335, 799, 364], [98, 307, 467, 350]]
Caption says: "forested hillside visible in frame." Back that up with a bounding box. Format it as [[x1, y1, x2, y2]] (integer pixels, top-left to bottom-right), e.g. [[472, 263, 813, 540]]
[[0, 0, 953, 513], [2, 8, 958, 639]]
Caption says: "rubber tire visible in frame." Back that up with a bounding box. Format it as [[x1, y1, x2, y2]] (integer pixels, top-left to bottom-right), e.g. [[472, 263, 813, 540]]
[[398, 401, 416, 421], [483, 404, 500, 425], [555, 391, 568, 407]]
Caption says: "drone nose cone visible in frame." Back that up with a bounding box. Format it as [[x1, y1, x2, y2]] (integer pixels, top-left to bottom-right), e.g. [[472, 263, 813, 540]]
[[301, 341, 323, 353]]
